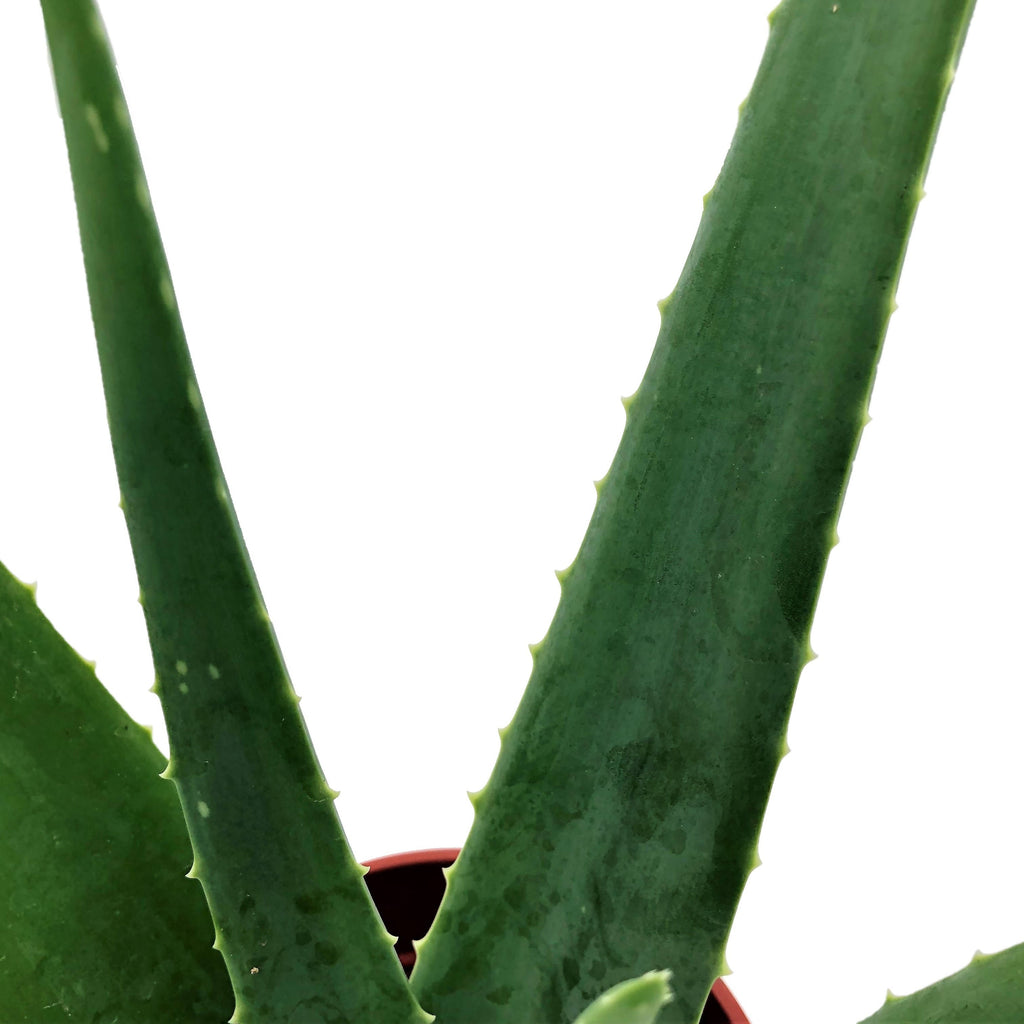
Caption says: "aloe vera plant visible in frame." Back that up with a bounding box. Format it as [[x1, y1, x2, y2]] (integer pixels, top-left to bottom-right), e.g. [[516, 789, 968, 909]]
[[3, 1, 1022, 1022]]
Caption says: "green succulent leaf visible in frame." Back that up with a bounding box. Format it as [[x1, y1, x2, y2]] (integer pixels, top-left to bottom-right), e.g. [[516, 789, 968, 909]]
[[572, 971, 674, 1024], [411, 2, 976, 1022], [0, 561, 235, 1021], [36, 2, 426, 1021], [856, 943, 1024, 1024]]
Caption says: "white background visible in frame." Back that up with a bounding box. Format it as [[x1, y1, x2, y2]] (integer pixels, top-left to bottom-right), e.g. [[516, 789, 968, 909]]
[[1, 3, 1021, 1023]]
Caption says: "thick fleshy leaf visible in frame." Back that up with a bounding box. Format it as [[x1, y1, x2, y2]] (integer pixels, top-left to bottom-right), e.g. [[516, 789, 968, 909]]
[[857, 943, 1024, 1024], [37, 2, 426, 1020], [411, 2, 977, 1022], [572, 971, 674, 1024], [0, 561, 234, 1021]]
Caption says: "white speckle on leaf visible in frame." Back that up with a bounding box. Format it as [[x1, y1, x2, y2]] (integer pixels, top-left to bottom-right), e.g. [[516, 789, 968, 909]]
[[159, 274, 176, 311], [198, 801, 210, 818], [250, 966, 259, 975], [83, 104, 109, 153], [175, 660, 188, 675], [187, 378, 201, 411], [178, 682, 189, 694], [135, 173, 151, 212], [114, 96, 131, 130], [89, 10, 109, 43], [208, 664, 221, 680]]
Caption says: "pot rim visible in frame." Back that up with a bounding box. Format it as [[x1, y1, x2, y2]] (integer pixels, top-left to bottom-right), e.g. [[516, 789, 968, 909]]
[[361, 847, 751, 1024]]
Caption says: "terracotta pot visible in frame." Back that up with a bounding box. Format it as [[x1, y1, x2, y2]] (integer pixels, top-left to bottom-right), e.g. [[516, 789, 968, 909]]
[[362, 848, 751, 1024]]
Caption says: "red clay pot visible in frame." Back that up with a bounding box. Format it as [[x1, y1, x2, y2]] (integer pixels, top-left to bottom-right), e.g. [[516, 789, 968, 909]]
[[363, 848, 750, 1024]]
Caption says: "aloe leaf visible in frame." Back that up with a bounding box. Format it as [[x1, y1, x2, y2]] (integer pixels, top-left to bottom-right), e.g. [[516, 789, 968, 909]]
[[411, 1, 976, 1022], [37, 3, 426, 1021], [0, 562, 234, 1021], [571, 971, 674, 1024], [856, 943, 1024, 1024]]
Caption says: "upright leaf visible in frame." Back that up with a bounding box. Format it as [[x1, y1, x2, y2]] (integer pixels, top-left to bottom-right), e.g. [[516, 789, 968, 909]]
[[412, 2, 977, 1021], [37, 3, 427, 1020], [572, 971, 674, 1024]]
